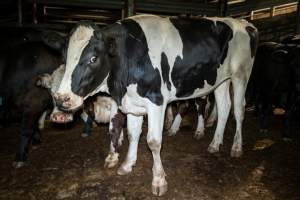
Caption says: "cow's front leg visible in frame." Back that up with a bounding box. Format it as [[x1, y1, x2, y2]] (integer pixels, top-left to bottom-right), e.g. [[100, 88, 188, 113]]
[[104, 106, 125, 168], [117, 114, 143, 175], [147, 104, 168, 196]]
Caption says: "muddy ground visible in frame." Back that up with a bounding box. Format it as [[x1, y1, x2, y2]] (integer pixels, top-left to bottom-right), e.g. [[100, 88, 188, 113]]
[[0, 111, 300, 200]]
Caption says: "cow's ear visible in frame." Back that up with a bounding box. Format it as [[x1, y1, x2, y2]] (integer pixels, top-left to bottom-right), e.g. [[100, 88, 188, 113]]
[[42, 31, 66, 54]]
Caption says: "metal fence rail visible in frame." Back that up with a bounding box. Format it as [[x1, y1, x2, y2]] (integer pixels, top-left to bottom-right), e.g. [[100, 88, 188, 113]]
[[1, 0, 299, 40], [227, 0, 298, 15]]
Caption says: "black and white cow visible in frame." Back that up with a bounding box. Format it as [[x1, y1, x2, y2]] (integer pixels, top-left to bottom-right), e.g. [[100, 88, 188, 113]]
[[53, 15, 258, 196]]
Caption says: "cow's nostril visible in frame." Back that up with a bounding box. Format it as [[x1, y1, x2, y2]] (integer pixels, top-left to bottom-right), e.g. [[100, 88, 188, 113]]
[[64, 96, 70, 102]]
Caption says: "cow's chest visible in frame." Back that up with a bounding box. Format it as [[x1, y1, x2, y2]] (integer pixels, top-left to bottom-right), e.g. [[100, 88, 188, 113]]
[[119, 84, 148, 116]]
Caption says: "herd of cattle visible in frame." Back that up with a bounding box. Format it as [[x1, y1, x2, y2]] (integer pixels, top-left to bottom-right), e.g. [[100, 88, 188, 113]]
[[0, 14, 299, 196]]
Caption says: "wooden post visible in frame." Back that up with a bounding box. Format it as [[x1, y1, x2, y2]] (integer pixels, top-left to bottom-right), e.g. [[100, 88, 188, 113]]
[[125, 0, 135, 17], [218, 0, 228, 17], [296, 0, 300, 34], [32, 0, 37, 24], [17, 0, 22, 25], [222, 0, 228, 17]]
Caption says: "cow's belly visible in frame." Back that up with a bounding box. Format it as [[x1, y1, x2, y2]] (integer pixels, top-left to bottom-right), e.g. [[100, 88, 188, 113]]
[[170, 75, 230, 102]]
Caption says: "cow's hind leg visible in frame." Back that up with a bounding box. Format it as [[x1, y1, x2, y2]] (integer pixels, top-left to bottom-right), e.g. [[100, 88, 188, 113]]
[[208, 80, 231, 153], [164, 105, 173, 130], [206, 101, 217, 127], [117, 114, 143, 175], [168, 101, 188, 136], [231, 77, 248, 157], [194, 98, 206, 139], [146, 104, 168, 196]]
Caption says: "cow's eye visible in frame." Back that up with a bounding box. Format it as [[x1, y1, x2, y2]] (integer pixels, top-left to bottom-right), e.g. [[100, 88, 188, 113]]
[[90, 56, 97, 63]]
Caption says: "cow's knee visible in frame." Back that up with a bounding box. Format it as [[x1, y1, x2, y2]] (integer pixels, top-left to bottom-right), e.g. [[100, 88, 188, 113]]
[[147, 137, 161, 152]]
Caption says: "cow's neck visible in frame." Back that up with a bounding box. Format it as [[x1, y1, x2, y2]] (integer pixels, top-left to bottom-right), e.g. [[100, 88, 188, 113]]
[[84, 74, 109, 100], [107, 56, 128, 106]]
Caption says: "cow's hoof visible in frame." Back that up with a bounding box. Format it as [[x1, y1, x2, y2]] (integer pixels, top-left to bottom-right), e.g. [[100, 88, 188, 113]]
[[168, 130, 177, 136], [152, 181, 168, 196], [104, 154, 119, 168], [81, 133, 90, 138], [194, 130, 205, 140], [207, 145, 219, 154], [231, 150, 243, 158], [117, 165, 132, 176], [12, 161, 26, 168]]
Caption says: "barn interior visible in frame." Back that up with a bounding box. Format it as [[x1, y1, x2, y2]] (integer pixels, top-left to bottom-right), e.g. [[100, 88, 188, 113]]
[[0, 0, 300, 199]]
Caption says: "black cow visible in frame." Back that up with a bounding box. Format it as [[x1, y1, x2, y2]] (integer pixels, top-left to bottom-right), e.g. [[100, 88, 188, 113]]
[[0, 31, 64, 168], [249, 42, 300, 138], [53, 15, 258, 195]]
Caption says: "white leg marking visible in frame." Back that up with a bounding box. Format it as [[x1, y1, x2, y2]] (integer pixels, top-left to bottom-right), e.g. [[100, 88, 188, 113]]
[[194, 114, 205, 140], [208, 80, 231, 154], [147, 104, 168, 196], [38, 111, 48, 130], [168, 114, 182, 136], [108, 101, 118, 134], [117, 114, 143, 175], [118, 130, 124, 146], [231, 77, 247, 157]]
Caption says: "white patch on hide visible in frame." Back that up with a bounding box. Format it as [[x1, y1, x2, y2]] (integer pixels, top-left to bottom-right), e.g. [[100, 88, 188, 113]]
[[58, 25, 94, 94]]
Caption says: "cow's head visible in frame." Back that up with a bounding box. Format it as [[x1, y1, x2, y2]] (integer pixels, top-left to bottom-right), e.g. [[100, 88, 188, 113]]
[[54, 22, 117, 112]]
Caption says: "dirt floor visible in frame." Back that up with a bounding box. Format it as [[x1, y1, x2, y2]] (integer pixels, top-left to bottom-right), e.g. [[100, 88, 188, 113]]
[[0, 111, 300, 200]]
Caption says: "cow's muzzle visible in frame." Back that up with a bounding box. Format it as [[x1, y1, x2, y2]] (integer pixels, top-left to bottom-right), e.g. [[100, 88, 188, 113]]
[[54, 92, 83, 112], [50, 111, 74, 123]]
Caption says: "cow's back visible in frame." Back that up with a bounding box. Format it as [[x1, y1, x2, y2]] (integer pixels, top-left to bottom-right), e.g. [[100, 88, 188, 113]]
[[120, 15, 257, 103]]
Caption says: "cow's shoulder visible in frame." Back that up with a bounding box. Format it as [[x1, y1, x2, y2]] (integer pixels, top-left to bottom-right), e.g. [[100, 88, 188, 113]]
[[106, 17, 164, 106]]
